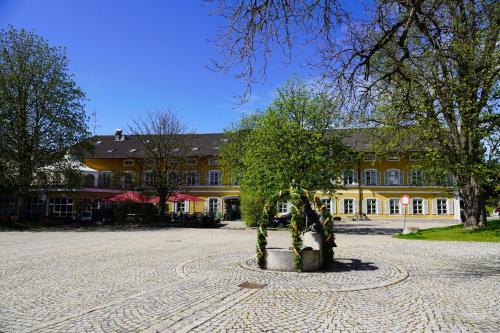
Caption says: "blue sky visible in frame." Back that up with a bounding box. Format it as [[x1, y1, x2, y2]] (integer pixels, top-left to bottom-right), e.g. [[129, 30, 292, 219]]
[[0, 0, 318, 135]]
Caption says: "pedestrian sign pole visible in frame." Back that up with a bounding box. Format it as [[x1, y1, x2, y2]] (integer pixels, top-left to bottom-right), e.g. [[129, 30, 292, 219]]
[[400, 195, 411, 231]]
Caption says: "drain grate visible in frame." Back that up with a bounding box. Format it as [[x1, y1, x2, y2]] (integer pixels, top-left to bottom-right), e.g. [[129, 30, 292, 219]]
[[238, 281, 267, 289]]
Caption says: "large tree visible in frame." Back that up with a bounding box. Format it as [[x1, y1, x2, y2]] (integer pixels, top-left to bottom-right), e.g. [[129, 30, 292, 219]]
[[211, 0, 499, 228], [0, 26, 88, 218], [220, 78, 351, 202], [128, 110, 191, 221]]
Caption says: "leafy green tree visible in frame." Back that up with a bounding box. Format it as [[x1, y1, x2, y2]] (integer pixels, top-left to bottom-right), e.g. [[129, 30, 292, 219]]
[[211, 1, 499, 228], [0, 26, 88, 218], [221, 79, 351, 206]]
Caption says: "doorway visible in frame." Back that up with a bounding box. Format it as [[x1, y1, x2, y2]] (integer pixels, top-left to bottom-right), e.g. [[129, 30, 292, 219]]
[[224, 198, 241, 221]]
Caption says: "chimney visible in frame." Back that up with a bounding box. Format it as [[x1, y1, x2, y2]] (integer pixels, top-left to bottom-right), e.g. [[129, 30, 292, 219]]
[[114, 129, 124, 141]]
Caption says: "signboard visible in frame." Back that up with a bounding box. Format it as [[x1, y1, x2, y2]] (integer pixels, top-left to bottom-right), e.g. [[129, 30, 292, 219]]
[[400, 194, 410, 206]]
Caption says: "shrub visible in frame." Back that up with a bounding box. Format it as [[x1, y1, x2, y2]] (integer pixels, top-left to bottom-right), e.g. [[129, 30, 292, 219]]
[[241, 191, 266, 227]]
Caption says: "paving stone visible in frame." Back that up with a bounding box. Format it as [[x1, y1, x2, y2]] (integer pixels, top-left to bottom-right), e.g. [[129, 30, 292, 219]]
[[0, 227, 498, 332]]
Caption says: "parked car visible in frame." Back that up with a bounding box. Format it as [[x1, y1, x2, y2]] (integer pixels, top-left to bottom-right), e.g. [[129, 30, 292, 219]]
[[493, 207, 500, 217]]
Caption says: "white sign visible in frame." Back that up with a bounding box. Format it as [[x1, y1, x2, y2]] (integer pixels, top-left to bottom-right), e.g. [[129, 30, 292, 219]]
[[400, 195, 410, 206]]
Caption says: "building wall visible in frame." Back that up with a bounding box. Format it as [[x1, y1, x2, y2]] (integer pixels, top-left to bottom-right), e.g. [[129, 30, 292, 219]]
[[78, 155, 460, 221]]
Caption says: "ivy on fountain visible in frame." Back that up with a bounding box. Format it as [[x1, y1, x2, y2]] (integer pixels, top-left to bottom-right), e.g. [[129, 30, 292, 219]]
[[256, 197, 278, 269], [313, 194, 336, 267]]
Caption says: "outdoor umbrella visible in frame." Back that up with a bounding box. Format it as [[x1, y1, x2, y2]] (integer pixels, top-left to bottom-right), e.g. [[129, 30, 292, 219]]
[[105, 191, 157, 203], [167, 193, 205, 202]]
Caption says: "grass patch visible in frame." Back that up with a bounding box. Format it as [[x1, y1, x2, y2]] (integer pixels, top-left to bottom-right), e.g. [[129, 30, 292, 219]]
[[395, 218, 500, 242]]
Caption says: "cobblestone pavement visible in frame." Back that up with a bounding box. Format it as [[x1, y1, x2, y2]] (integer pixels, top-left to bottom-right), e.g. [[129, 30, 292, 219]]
[[0, 227, 498, 332]]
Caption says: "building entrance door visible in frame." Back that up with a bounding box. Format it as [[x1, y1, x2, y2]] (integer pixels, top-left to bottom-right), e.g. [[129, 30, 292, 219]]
[[224, 198, 241, 221]]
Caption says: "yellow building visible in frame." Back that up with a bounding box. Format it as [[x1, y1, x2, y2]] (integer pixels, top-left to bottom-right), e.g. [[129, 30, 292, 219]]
[[76, 129, 460, 222]]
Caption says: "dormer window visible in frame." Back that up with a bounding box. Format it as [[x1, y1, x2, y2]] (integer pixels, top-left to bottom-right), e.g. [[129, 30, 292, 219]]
[[187, 158, 197, 166], [212, 146, 220, 150], [220, 138, 229, 142], [387, 153, 399, 161], [107, 149, 116, 153], [129, 148, 136, 153], [172, 148, 180, 153], [364, 153, 375, 161], [191, 147, 199, 151], [96, 140, 102, 144], [123, 159, 134, 167]]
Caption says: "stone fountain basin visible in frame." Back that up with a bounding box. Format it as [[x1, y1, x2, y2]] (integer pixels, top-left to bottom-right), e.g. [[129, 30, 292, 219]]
[[266, 247, 322, 272]]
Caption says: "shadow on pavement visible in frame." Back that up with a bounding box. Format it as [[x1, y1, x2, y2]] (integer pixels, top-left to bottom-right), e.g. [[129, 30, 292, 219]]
[[334, 224, 402, 235]]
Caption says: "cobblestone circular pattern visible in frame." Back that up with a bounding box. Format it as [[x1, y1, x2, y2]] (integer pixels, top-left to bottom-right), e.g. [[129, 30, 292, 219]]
[[176, 248, 409, 292]]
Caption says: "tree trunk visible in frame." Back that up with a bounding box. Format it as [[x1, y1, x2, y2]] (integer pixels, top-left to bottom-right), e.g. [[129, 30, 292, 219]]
[[461, 175, 487, 229], [158, 190, 167, 223]]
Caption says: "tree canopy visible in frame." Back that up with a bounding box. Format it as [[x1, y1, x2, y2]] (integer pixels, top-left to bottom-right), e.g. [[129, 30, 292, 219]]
[[220, 78, 352, 201], [0, 26, 88, 217], [211, 0, 499, 228]]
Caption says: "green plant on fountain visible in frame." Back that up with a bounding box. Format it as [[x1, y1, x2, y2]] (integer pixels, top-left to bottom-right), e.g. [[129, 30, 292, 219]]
[[256, 180, 336, 272]]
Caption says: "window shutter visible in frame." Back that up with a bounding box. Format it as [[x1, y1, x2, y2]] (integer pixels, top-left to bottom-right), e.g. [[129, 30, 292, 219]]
[[362, 199, 367, 214], [204, 199, 209, 213], [432, 199, 437, 215], [384, 170, 389, 185], [206, 171, 210, 185], [331, 199, 336, 214], [423, 199, 429, 214], [184, 201, 190, 213], [361, 170, 366, 185], [376, 170, 381, 185], [376, 199, 382, 214], [352, 170, 358, 184], [448, 199, 454, 215], [399, 171, 404, 185], [399, 201, 404, 215], [409, 200, 414, 215], [340, 199, 344, 214], [353, 199, 357, 214], [385, 199, 390, 214]]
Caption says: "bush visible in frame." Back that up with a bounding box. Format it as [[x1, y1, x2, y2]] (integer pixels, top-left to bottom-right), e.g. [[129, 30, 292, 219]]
[[241, 191, 266, 227]]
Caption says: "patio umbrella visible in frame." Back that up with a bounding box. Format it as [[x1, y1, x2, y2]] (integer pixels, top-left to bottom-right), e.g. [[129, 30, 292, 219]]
[[167, 193, 205, 202], [105, 191, 157, 203]]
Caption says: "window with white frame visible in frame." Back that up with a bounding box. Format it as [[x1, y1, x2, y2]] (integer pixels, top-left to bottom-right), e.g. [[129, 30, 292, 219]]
[[28, 197, 45, 217], [410, 169, 424, 186], [99, 171, 113, 188], [436, 199, 447, 214], [123, 159, 134, 167], [364, 153, 375, 161], [387, 153, 399, 161], [385, 169, 402, 185], [122, 171, 135, 189], [143, 171, 154, 187], [49, 197, 73, 217], [175, 201, 186, 213], [278, 202, 290, 214], [208, 158, 218, 166], [320, 199, 331, 212], [208, 198, 219, 213], [186, 170, 199, 185], [343, 199, 354, 214], [343, 170, 357, 185], [389, 199, 400, 214], [367, 199, 377, 214], [412, 199, 423, 214], [364, 169, 378, 185], [208, 170, 222, 185]]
